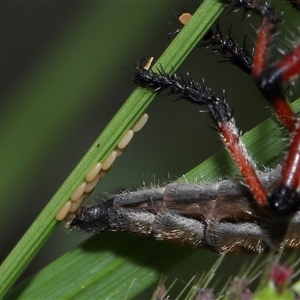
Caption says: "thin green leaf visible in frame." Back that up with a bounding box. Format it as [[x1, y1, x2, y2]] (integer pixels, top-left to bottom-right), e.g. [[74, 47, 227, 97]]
[[5, 234, 195, 299]]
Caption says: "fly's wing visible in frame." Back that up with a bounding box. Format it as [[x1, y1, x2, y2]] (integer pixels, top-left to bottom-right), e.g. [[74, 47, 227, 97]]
[[153, 182, 218, 248], [206, 178, 266, 253]]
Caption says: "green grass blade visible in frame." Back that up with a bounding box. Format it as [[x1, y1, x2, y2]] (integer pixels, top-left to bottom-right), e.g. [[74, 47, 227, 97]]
[[5, 234, 195, 299]]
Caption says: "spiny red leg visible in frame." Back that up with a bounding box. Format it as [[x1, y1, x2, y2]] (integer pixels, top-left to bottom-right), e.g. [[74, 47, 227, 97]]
[[280, 121, 300, 190], [218, 118, 268, 206], [250, 6, 297, 131], [276, 45, 300, 83], [228, 0, 300, 211], [268, 120, 300, 211], [221, 0, 297, 131], [258, 44, 300, 131], [252, 18, 274, 78], [252, 11, 300, 210], [199, 97, 268, 206], [135, 63, 269, 207], [269, 96, 295, 132]]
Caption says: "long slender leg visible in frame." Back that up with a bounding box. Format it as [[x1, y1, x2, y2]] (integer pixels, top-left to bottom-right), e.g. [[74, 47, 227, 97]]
[[135, 61, 268, 206]]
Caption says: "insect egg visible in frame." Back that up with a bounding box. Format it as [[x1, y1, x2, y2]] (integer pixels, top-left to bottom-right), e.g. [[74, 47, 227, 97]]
[[55, 96, 150, 221], [86, 162, 102, 182], [118, 130, 134, 150], [69, 195, 85, 213], [84, 174, 101, 193], [132, 113, 149, 132], [55, 201, 72, 221], [102, 150, 118, 170], [71, 182, 87, 201]]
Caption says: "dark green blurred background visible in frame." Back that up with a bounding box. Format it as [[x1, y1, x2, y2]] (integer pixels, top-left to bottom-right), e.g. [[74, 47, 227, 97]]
[[1, 0, 298, 295]]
